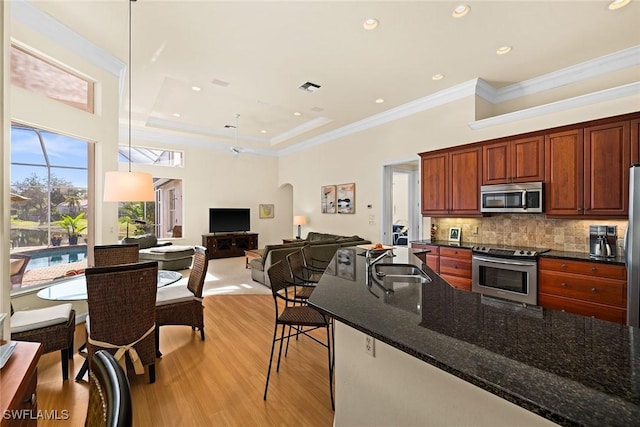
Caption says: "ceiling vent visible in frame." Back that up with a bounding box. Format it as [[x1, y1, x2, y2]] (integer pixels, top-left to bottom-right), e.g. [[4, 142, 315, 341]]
[[211, 78, 230, 87], [224, 124, 236, 129], [298, 81, 321, 93]]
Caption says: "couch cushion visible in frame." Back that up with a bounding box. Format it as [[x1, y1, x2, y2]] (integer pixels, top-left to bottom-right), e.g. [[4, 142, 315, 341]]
[[11, 303, 73, 333], [139, 245, 194, 260], [122, 234, 158, 249], [306, 232, 340, 242]]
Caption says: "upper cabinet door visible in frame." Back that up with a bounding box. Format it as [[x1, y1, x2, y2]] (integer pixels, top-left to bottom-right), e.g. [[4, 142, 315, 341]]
[[545, 129, 584, 216], [510, 135, 545, 183], [421, 152, 449, 216], [483, 136, 544, 185], [584, 121, 630, 216], [449, 146, 482, 216]]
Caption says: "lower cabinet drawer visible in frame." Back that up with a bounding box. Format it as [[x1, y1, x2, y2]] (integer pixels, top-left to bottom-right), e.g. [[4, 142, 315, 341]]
[[539, 293, 627, 324], [425, 256, 440, 273], [439, 257, 471, 279], [539, 270, 626, 308], [440, 273, 471, 291], [538, 258, 626, 279]]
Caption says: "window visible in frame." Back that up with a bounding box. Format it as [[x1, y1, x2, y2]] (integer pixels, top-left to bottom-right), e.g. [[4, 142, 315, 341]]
[[118, 145, 184, 167], [118, 178, 183, 239], [10, 124, 91, 289], [10, 45, 94, 113]]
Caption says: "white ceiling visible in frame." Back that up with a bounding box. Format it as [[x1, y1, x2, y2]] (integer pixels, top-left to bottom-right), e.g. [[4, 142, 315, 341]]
[[24, 1, 640, 153]]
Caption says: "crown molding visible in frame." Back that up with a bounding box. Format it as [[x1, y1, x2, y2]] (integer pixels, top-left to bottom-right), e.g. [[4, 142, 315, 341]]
[[468, 82, 640, 130], [270, 117, 332, 145], [11, 0, 125, 78]]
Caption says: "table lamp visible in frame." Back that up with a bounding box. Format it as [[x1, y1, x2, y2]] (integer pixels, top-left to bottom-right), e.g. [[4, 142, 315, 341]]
[[293, 215, 307, 239]]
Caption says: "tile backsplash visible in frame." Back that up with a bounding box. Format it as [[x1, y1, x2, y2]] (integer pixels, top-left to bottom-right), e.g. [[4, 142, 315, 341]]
[[429, 215, 628, 253]]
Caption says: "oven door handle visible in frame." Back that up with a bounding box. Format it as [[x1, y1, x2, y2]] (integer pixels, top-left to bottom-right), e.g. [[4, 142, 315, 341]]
[[472, 255, 536, 267]]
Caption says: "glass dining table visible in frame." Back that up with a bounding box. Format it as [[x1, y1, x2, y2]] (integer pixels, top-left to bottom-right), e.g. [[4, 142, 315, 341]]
[[37, 270, 183, 301], [36, 269, 183, 381]]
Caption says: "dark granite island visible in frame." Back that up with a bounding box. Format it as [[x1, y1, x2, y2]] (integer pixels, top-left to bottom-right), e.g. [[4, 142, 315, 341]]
[[308, 247, 640, 427]]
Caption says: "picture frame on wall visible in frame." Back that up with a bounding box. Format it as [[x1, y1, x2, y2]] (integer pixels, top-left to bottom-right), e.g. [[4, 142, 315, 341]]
[[336, 183, 355, 214], [321, 185, 336, 214], [448, 227, 461, 242], [259, 204, 274, 219]]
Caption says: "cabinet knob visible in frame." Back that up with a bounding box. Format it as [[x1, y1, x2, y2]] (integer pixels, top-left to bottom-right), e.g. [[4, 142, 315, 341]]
[[591, 267, 597, 272], [561, 263, 567, 269], [560, 282, 567, 288], [591, 287, 597, 293]]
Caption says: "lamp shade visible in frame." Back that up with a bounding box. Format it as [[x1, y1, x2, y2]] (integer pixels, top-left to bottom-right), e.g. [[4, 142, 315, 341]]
[[293, 215, 307, 226], [103, 171, 155, 202]]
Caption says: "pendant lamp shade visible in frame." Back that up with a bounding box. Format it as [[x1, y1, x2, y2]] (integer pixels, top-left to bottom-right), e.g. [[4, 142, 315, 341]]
[[103, 171, 155, 202]]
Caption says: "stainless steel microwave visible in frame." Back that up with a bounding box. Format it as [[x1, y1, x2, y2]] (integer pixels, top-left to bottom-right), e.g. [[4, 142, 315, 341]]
[[480, 182, 543, 213]]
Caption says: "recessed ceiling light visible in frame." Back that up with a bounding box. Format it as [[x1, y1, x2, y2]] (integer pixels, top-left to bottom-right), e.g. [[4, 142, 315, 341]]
[[172, 113, 181, 118], [293, 112, 301, 116], [375, 98, 385, 104], [496, 46, 512, 55], [432, 74, 445, 81], [608, 0, 630, 10], [452, 5, 470, 18], [260, 130, 267, 134], [363, 18, 379, 30], [191, 86, 201, 92]]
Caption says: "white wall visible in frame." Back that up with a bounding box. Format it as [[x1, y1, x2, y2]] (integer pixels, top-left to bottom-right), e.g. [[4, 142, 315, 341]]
[[334, 322, 557, 427]]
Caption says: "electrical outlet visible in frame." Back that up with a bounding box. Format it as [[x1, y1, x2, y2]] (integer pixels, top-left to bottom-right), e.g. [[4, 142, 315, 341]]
[[364, 335, 375, 357]]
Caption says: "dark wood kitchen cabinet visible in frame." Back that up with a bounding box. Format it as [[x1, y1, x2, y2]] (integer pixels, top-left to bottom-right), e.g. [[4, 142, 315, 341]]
[[538, 258, 627, 324], [411, 243, 440, 273], [482, 135, 544, 185], [420, 145, 482, 217], [545, 119, 632, 218], [438, 247, 472, 291]]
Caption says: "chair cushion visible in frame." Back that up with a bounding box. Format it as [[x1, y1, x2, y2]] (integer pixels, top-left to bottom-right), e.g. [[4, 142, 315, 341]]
[[11, 303, 73, 333], [156, 284, 197, 306]]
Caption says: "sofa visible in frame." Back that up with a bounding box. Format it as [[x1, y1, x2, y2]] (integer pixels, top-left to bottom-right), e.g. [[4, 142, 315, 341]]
[[250, 232, 370, 287], [121, 234, 195, 271]]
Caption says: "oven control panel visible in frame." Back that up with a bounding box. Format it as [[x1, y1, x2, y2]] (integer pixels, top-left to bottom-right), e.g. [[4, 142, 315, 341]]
[[471, 245, 546, 258]]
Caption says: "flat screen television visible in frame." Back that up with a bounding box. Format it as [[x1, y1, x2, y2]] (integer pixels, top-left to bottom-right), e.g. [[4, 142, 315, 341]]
[[209, 208, 250, 233]]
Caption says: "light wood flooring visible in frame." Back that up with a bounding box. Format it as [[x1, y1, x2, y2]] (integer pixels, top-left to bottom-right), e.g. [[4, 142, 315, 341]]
[[35, 294, 334, 426]]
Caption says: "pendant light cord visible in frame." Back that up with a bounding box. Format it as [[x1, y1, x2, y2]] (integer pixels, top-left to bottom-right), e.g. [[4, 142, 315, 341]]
[[128, 0, 134, 173]]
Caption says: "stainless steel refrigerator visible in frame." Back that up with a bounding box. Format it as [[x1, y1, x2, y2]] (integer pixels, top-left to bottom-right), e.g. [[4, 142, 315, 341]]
[[626, 163, 640, 327]]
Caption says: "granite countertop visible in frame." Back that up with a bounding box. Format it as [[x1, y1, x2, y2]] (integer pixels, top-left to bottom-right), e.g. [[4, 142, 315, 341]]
[[308, 247, 640, 427], [541, 250, 626, 266]]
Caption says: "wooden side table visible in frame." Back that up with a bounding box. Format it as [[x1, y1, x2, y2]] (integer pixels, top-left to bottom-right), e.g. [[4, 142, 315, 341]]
[[1, 341, 43, 427]]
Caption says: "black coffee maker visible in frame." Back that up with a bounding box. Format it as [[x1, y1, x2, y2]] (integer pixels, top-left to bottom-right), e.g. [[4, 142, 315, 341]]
[[589, 225, 617, 258]]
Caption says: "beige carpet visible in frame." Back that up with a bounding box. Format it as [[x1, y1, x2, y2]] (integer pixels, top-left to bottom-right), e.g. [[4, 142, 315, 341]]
[[180, 256, 271, 296]]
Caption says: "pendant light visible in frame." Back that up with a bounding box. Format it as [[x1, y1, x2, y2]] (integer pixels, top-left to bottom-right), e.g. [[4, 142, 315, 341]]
[[104, 0, 154, 202]]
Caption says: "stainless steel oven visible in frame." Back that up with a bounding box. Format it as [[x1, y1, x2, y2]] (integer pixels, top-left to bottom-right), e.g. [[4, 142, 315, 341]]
[[471, 245, 548, 306]]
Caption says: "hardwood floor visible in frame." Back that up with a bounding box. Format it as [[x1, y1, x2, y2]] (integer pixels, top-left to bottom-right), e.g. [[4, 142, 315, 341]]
[[35, 294, 334, 426]]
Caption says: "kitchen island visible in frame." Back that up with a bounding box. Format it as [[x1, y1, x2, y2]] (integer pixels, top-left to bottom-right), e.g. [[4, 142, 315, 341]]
[[307, 247, 640, 427]]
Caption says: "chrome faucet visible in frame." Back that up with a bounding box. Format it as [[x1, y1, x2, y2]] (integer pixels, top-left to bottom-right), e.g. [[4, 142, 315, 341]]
[[365, 249, 393, 285]]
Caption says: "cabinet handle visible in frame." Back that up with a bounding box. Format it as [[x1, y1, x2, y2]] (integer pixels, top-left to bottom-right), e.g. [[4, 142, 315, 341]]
[[560, 282, 567, 288], [561, 263, 567, 269], [23, 393, 36, 405], [591, 267, 597, 272], [591, 287, 597, 293]]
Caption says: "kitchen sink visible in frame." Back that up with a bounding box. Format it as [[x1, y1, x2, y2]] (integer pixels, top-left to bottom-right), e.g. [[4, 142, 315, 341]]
[[373, 263, 431, 283]]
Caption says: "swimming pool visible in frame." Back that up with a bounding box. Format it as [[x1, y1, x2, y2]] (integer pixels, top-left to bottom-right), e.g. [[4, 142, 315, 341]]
[[23, 246, 88, 270]]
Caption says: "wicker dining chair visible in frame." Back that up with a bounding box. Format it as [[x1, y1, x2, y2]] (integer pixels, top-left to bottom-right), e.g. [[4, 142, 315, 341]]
[[85, 350, 132, 427], [93, 244, 139, 267], [10, 303, 76, 381], [9, 253, 31, 287], [285, 249, 322, 300], [155, 246, 208, 357], [85, 261, 158, 384], [264, 260, 334, 410]]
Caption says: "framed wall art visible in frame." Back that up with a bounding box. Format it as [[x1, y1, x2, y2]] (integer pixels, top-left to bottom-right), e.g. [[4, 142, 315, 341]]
[[259, 204, 274, 219], [321, 185, 336, 214], [448, 227, 461, 242], [336, 183, 355, 214]]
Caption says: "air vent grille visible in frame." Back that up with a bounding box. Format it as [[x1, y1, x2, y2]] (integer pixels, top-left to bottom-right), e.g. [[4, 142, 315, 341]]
[[298, 81, 321, 93]]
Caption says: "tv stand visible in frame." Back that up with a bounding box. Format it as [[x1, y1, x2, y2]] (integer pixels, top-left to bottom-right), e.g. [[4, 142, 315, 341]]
[[202, 232, 258, 260]]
